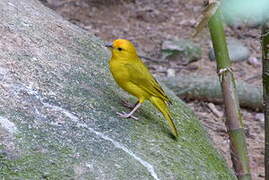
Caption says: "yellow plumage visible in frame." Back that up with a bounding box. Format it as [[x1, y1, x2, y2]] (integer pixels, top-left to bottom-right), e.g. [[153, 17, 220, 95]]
[[106, 39, 178, 137]]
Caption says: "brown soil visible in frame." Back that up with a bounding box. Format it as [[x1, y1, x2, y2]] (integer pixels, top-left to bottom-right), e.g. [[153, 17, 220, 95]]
[[42, 0, 264, 179]]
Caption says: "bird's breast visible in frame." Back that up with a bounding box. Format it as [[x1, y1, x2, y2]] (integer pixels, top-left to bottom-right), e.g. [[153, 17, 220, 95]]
[[109, 60, 130, 86]]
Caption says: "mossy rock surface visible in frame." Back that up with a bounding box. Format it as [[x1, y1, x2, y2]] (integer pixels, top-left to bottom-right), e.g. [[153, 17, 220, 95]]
[[0, 0, 236, 179]]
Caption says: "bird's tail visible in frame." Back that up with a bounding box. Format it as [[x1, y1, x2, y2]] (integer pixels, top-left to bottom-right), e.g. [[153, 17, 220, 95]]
[[150, 97, 178, 137]]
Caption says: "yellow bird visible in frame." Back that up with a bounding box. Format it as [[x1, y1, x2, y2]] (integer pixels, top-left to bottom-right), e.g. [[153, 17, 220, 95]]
[[106, 39, 178, 137]]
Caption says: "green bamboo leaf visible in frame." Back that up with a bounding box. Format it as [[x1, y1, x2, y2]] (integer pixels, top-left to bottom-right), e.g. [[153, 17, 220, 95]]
[[193, 2, 219, 38]]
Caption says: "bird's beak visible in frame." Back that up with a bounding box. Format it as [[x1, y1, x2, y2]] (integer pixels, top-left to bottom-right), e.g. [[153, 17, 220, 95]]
[[105, 43, 113, 49]]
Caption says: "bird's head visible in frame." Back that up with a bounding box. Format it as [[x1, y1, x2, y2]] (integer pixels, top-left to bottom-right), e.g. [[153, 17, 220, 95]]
[[105, 39, 137, 59]]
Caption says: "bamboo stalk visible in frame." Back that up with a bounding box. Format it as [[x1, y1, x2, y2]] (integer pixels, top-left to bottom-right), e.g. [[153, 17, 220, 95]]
[[262, 21, 269, 180], [208, 9, 251, 180]]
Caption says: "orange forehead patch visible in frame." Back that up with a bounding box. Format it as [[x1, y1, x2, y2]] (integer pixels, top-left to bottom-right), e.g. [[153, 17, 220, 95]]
[[113, 39, 125, 47], [112, 39, 137, 53]]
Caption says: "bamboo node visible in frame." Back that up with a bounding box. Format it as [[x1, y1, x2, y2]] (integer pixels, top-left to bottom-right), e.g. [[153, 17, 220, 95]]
[[218, 67, 232, 75], [235, 172, 251, 178]]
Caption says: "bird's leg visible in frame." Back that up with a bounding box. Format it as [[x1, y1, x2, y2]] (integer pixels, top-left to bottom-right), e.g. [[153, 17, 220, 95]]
[[121, 100, 139, 109], [117, 103, 141, 120]]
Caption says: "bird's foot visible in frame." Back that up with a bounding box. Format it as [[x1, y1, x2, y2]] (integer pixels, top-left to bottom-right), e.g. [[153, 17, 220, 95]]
[[116, 111, 138, 120]]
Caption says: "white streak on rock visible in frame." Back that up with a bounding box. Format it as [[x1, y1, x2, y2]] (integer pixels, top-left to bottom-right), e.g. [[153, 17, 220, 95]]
[[88, 127, 160, 180], [42, 103, 88, 128], [0, 116, 18, 134], [43, 102, 79, 122]]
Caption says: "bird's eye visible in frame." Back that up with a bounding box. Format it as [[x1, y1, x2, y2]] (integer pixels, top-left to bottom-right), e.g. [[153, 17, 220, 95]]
[[117, 47, 123, 51]]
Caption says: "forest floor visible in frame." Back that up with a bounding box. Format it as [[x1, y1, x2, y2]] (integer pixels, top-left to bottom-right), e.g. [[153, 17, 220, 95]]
[[42, 0, 264, 179]]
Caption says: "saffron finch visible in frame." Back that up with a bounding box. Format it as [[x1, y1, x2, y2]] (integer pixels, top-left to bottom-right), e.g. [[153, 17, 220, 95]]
[[106, 39, 178, 137]]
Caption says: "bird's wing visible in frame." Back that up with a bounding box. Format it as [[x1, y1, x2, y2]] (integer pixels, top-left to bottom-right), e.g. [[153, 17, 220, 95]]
[[124, 61, 171, 103]]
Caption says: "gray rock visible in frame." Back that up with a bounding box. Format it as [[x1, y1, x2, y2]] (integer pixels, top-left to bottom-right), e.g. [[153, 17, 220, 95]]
[[255, 113, 264, 123], [161, 39, 202, 64], [247, 57, 261, 67], [221, 0, 269, 27], [209, 38, 250, 62], [0, 0, 236, 179]]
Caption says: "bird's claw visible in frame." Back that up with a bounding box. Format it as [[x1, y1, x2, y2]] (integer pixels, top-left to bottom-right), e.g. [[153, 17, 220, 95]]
[[116, 111, 138, 120]]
